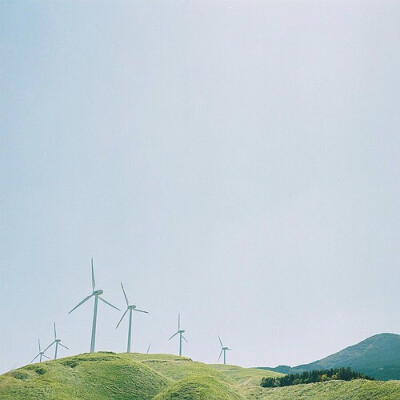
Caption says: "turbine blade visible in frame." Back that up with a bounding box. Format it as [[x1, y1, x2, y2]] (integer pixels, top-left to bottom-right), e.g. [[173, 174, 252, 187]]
[[43, 354, 51, 360], [121, 282, 129, 307], [31, 354, 40, 363], [38, 339, 41, 352], [91, 258, 95, 290], [54, 322, 57, 339], [178, 313, 180, 330], [43, 341, 56, 353], [168, 331, 179, 340], [134, 309, 149, 314], [218, 335, 223, 347], [68, 294, 92, 314], [59, 343, 69, 350], [147, 344, 151, 354], [218, 349, 223, 361], [99, 296, 120, 311], [116, 308, 129, 328], [182, 336, 188, 343]]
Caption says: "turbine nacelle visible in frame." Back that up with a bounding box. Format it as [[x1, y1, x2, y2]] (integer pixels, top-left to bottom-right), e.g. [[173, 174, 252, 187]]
[[179, 329, 185, 334], [93, 289, 103, 296], [129, 305, 137, 310]]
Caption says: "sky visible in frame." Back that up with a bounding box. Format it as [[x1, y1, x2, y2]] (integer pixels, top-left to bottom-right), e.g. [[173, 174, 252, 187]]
[[1, 0, 400, 374]]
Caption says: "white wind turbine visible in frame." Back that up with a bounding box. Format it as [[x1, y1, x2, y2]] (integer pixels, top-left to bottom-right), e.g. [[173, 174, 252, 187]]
[[218, 336, 231, 365], [43, 323, 68, 359], [69, 258, 120, 352], [169, 313, 187, 356], [116, 282, 149, 353], [31, 339, 50, 363]]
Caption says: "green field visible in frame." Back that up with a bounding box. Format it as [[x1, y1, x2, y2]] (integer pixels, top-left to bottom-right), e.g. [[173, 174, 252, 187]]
[[0, 352, 399, 399]]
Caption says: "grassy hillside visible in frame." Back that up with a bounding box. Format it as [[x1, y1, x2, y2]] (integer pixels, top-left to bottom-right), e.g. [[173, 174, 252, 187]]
[[0, 352, 399, 399], [248, 379, 400, 400], [260, 333, 400, 380], [0, 353, 169, 400], [210, 364, 281, 387], [154, 374, 245, 400], [0, 352, 280, 400]]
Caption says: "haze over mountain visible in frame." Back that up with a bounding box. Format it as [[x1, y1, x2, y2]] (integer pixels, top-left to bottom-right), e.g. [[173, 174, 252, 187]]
[[260, 333, 400, 381]]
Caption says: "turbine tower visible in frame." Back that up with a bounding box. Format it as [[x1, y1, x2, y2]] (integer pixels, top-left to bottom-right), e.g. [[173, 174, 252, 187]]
[[43, 323, 69, 360], [69, 258, 120, 353], [116, 282, 149, 353], [169, 313, 187, 356], [31, 339, 50, 363], [218, 336, 231, 365]]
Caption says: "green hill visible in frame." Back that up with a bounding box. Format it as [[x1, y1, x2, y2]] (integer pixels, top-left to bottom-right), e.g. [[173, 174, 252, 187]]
[[0, 352, 279, 400], [0, 353, 168, 400], [260, 333, 400, 380], [0, 351, 399, 399], [154, 374, 245, 400], [248, 379, 400, 400]]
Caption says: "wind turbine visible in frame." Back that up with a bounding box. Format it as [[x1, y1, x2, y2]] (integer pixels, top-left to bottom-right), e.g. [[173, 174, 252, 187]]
[[218, 336, 231, 365], [169, 313, 187, 356], [116, 282, 149, 353], [69, 258, 120, 353], [31, 339, 50, 363], [43, 323, 69, 360]]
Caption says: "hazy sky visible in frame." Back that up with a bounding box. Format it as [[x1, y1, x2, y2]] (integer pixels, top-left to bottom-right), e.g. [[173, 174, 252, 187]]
[[1, 0, 400, 374]]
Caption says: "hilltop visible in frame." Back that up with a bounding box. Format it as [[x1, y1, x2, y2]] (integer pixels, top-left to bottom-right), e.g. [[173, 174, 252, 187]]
[[260, 333, 400, 380], [0, 352, 399, 399], [0, 352, 279, 400]]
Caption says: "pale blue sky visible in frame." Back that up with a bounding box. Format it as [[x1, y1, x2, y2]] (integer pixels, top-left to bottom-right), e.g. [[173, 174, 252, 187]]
[[1, 0, 400, 374]]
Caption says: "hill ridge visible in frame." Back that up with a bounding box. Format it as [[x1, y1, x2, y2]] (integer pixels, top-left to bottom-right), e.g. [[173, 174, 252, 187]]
[[259, 333, 400, 381], [1, 350, 399, 399]]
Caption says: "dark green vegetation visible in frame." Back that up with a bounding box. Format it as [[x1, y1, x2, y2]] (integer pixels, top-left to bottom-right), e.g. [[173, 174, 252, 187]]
[[260, 333, 400, 381], [261, 367, 374, 388], [0, 351, 399, 399]]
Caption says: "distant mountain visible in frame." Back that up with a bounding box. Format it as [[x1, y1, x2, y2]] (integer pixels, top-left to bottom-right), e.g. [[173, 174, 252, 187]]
[[259, 333, 400, 380]]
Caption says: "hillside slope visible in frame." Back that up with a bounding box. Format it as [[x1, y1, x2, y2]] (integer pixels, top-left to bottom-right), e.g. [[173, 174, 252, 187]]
[[1, 352, 399, 399], [154, 374, 245, 400], [261, 333, 400, 380], [249, 379, 400, 400], [0, 353, 169, 400], [0, 352, 279, 400]]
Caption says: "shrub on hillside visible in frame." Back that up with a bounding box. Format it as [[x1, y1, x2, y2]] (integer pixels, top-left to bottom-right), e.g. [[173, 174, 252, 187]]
[[261, 367, 375, 388]]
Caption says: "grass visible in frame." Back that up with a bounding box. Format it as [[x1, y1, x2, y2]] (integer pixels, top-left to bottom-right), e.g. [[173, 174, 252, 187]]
[[154, 374, 245, 400], [0, 353, 169, 400], [247, 379, 400, 400], [0, 352, 399, 399], [210, 364, 282, 386]]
